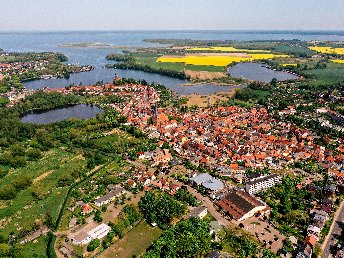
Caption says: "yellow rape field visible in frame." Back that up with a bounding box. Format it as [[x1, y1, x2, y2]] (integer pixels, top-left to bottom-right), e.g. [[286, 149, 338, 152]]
[[309, 46, 344, 55], [157, 54, 289, 67], [281, 63, 298, 67], [187, 46, 271, 53], [331, 60, 344, 64]]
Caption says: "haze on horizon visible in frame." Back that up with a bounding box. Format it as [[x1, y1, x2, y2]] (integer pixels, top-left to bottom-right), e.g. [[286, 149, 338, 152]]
[[0, 0, 344, 31]]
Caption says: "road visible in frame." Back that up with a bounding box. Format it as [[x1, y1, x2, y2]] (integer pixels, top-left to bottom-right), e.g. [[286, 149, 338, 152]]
[[322, 200, 344, 258], [171, 179, 230, 226]]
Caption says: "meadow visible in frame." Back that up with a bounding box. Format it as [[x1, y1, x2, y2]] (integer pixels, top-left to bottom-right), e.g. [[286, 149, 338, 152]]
[[302, 63, 344, 85]]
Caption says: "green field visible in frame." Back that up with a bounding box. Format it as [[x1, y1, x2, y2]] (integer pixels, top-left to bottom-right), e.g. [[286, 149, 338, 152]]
[[0, 148, 88, 256], [132, 52, 225, 73], [302, 63, 344, 85], [102, 220, 163, 258]]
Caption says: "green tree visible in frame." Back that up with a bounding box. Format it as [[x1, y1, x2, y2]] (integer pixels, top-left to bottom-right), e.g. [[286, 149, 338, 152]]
[[87, 239, 100, 252]]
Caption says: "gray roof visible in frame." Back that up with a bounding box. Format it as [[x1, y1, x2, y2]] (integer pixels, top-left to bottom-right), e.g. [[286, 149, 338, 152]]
[[190, 173, 224, 191], [95, 187, 125, 204], [246, 174, 280, 186], [185, 206, 207, 219]]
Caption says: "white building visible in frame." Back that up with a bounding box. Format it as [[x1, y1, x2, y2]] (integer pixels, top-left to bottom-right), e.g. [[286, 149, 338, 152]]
[[245, 174, 281, 195], [71, 224, 111, 246], [88, 224, 111, 240], [71, 231, 92, 245]]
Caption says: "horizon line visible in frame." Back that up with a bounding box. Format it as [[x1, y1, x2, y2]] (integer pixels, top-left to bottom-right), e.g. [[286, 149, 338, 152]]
[[1, 29, 344, 33]]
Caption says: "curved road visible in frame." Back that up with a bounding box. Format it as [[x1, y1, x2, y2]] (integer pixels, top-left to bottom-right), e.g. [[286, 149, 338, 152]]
[[322, 201, 344, 258]]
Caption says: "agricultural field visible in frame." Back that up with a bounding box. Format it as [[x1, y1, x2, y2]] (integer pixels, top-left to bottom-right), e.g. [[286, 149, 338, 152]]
[[186, 46, 271, 53], [309, 46, 344, 55], [332, 59, 344, 64], [157, 53, 289, 67]]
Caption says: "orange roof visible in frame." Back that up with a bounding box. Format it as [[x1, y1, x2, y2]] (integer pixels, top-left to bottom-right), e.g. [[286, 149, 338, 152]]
[[304, 235, 317, 247]]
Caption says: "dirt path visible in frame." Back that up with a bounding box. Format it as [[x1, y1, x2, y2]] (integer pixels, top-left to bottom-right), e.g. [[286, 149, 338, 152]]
[[33, 170, 54, 183]]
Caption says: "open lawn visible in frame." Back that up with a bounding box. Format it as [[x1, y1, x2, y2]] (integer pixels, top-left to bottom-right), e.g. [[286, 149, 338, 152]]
[[100, 220, 163, 258]]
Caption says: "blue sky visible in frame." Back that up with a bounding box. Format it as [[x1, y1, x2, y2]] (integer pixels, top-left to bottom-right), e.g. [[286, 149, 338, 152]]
[[1, 0, 343, 31]]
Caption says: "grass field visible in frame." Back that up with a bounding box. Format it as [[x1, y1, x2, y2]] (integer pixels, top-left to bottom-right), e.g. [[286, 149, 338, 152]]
[[15, 235, 49, 258], [302, 63, 344, 85], [133, 53, 225, 72], [101, 220, 163, 258], [0, 148, 88, 255]]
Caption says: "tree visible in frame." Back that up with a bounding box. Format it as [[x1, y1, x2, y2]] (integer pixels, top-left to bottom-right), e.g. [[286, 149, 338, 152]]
[[142, 218, 211, 258], [0, 243, 9, 257], [94, 210, 103, 223], [139, 191, 186, 228], [270, 78, 278, 87], [87, 239, 100, 252]]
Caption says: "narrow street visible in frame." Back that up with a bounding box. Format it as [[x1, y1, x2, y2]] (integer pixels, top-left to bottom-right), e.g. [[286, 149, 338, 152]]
[[322, 201, 344, 258]]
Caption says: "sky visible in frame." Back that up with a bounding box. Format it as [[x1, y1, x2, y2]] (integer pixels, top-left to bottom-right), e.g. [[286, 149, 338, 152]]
[[1, 0, 344, 31]]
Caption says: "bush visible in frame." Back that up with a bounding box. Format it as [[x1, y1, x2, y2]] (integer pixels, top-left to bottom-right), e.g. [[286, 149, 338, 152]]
[[0, 185, 17, 200], [87, 239, 100, 252]]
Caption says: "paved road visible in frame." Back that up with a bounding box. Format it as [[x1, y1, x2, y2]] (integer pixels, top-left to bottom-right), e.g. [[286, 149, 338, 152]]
[[171, 179, 230, 226], [322, 201, 344, 258]]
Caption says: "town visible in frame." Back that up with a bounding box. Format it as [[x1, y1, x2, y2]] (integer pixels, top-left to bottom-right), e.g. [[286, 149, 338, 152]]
[[5, 77, 340, 258]]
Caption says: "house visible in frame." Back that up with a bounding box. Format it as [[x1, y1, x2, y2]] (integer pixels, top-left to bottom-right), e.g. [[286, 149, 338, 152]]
[[81, 204, 93, 215], [94, 187, 126, 207], [296, 244, 313, 258], [69, 217, 78, 228], [185, 206, 208, 219], [217, 190, 267, 221], [307, 225, 321, 240], [128, 179, 137, 188], [245, 174, 281, 195]]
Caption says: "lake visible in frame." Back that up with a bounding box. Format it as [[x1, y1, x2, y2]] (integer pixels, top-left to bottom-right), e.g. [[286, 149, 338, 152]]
[[23, 67, 239, 95], [1, 30, 341, 94], [20, 104, 104, 124], [228, 63, 299, 83]]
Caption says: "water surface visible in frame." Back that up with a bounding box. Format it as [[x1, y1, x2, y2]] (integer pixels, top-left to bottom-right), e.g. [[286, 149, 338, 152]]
[[228, 63, 299, 83], [20, 104, 104, 124]]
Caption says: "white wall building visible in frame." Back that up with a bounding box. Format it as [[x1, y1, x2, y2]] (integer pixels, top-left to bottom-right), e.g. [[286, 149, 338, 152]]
[[245, 174, 281, 195]]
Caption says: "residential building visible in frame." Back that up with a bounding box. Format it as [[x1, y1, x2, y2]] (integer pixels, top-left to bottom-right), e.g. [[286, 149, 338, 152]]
[[94, 187, 125, 207], [245, 174, 281, 195], [185, 206, 208, 219]]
